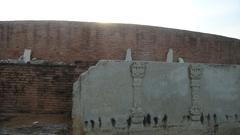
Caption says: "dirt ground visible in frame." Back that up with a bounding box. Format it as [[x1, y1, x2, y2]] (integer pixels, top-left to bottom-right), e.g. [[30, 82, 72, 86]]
[[0, 114, 71, 135]]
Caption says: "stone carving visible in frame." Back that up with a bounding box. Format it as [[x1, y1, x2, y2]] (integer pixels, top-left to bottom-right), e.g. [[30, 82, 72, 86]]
[[189, 64, 203, 122], [0, 49, 32, 64], [72, 60, 240, 135], [178, 57, 184, 63], [130, 62, 147, 127], [125, 48, 132, 61], [23, 49, 32, 63], [131, 62, 146, 81], [166, 48, 173, 63]]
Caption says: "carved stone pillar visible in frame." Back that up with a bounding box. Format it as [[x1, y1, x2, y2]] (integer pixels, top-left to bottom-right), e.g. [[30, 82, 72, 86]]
[[130, 62, 146, 127], [189, 64, 203, 122]]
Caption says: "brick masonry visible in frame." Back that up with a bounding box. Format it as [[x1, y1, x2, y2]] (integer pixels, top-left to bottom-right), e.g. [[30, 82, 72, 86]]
[[0, 21, 240, 118], [0, 61, 96, 115], [0, 21, 240, 64]]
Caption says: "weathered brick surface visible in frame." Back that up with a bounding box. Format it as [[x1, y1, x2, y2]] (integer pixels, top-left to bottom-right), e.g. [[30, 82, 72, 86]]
[[0, 21, 239, 64], [0, 62, 96, 115]]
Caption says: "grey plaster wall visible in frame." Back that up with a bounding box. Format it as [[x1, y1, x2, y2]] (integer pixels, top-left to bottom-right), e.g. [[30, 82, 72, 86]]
[[201, 65, 240, 121], [72, 60, 240, 135]]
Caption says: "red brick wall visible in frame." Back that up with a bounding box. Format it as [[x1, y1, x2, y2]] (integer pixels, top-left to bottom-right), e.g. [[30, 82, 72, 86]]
[[0, 62, 96, 115], [0, 21, 239, 64]]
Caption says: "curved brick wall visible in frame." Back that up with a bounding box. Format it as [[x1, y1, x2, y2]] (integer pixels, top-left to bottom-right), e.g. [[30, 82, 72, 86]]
[[0, 21, 240, 64]]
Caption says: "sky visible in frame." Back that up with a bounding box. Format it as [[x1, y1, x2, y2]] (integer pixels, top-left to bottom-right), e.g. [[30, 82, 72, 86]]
[[0, 0, 240, 39]]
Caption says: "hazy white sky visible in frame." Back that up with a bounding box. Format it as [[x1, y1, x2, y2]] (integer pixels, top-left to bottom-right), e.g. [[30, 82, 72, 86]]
[[1, 0, 240, 39]]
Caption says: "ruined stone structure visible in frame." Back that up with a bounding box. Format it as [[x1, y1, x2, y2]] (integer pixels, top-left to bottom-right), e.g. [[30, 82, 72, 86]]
[[0, 21, 240, 134], [73, 60, 240, 135]]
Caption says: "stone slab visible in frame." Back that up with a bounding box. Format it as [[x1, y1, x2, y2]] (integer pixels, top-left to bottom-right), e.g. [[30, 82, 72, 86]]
[[72, 60, 240, 135], [23, 49, 31, 63]]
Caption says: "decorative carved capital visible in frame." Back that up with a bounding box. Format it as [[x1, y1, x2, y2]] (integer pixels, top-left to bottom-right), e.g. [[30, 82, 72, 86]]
[[131, 62, 146, 79], [189, 64, 203, 80]]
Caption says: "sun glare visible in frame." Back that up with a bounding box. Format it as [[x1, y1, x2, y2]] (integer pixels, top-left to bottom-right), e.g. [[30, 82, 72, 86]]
[[0, 0, 239, 39]]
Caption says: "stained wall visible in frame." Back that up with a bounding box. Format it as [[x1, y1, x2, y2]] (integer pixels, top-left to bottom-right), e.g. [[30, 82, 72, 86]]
[[72, 60, 240, 135]]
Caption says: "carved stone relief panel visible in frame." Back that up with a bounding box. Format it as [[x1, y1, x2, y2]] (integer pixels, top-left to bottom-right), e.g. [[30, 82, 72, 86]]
[[189, 64, 203, 122], [72, 60, 240, 135]]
